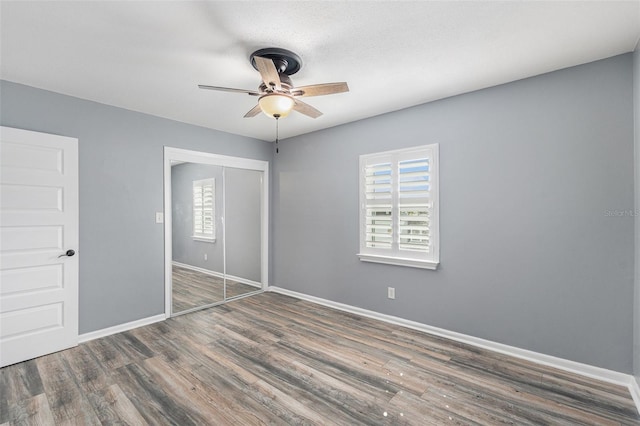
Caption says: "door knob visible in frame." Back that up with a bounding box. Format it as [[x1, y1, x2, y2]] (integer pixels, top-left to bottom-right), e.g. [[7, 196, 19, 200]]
[[58, 249, 76, 258]]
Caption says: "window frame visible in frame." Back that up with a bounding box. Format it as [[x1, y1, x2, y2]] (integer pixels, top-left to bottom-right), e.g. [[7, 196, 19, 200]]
[[357, 144, 439, 270], [192, 178, 216, 242]]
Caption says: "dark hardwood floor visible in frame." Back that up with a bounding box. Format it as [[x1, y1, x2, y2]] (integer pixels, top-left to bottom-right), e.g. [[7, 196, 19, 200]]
[[1, 292, 639, 425], [172, 265, 259, 313]]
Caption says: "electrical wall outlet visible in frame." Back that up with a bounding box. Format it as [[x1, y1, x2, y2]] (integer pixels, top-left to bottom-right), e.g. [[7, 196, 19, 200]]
[[388, 287, 396, 299], [204, 253, 208, 261]]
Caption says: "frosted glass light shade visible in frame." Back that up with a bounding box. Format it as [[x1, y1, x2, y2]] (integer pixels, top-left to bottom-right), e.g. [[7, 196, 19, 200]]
[[259, 94, 295, 118]]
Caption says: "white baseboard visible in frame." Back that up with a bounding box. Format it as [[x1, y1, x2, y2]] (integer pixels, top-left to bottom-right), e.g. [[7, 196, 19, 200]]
[[268, 286, 640, 415], [78, 314, 166, 343], [226, 273, 262, 289], [630, 377, 640, 412], [172, 261, 262, 288], [173, 261, 225, 279]]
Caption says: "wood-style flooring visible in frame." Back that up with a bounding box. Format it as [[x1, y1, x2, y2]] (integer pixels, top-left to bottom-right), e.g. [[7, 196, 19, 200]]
[[1, 292, 639, 425], [172, 265, 259, 313]]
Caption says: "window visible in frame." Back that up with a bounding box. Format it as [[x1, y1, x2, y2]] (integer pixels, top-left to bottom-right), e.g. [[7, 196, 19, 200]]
[[358, 144, 439, 269], [193, 178, 215, 241]]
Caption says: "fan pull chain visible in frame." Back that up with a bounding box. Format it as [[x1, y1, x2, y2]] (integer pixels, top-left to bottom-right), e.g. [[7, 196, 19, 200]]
[[274, 114, 280, 154]]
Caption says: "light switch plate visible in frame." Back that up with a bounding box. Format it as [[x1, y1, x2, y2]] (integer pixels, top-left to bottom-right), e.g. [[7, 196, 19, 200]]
[[388, 287, 396, 299], [155, 212, 164, 223]]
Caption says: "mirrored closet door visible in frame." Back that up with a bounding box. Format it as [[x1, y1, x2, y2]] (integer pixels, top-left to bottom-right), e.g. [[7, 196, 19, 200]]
[[164, 148, 268, 317], [223, 167, 263, 299]]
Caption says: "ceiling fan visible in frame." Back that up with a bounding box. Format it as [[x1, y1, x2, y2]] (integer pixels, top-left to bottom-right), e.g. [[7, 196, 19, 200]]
[[198, 48, 349, 119]]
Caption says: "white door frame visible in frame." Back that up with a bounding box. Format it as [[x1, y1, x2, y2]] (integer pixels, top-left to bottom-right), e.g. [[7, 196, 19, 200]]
[[163, 147, 269, 317]]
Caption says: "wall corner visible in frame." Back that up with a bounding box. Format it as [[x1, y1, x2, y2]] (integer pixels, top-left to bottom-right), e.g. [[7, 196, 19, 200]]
[[633, 41, 640, 382]]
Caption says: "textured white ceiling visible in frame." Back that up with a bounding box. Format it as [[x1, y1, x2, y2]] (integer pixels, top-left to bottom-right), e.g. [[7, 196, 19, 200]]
[[1, 1, 639, 141]]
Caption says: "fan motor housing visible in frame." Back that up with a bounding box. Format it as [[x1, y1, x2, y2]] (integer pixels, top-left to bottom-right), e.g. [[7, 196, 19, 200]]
[[259, 75, 293, 93], [250, 48, 302, 76]]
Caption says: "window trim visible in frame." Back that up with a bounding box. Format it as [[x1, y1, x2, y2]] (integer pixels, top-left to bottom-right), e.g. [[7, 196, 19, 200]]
[[192, 177, 216, 242], [357, 144, 439, 270], [358, 253, 439, 270]]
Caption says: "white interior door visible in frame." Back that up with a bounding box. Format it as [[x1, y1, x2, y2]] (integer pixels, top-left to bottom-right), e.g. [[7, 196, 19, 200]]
[[0, 126, 79, 367]]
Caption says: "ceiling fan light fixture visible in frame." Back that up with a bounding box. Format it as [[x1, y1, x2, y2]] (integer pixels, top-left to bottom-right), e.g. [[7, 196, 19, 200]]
[[199, 47, 348, 120], [259, 94, 294, 119]]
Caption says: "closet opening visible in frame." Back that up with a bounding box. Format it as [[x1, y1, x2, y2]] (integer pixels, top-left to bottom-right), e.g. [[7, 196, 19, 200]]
[[163, 147, 269, 317]]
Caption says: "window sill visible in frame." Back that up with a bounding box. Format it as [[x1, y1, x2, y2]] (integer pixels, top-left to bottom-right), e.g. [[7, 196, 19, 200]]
[[192, 236, 216, 243], [357, 253, 438, 270]]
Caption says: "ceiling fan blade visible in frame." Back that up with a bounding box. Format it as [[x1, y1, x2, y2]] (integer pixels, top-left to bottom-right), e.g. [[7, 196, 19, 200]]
[[253, 56, 282, 91], [243, 104, 262, 118], [293, 99, 323, 119], [198, 85, 261, 96], [291, 82, 349, 97]]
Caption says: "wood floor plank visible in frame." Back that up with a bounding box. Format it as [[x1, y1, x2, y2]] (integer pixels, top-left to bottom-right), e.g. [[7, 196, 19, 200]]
[[248, 378, 334, 425], [210, 329, 386, 424], [0, 359, 44, 407], [35, 352, 101, 425], [127, 317, 288, 424], [239, 296, 412, 367], [2, 292, 639, 425], [156, 357, 271, 425], [174, 343, 284, 424], [276, 333, 405, 395], [172, 335, 325, 425], [61, 345, 111, 394], [448, 353, 639, 423], [141, 356, 236, 424], [388, 388, 479, 425], [85, 384, 146, 426], [540, 371, 638, 409], [83, 336, 135, 371], [203, 341, 338, 423], [1, 393, 55, 426], [246, 294, 472, 370], [401, 354, 628, 425], [110, 362, 206, 425], [127, 323, 186, 365]]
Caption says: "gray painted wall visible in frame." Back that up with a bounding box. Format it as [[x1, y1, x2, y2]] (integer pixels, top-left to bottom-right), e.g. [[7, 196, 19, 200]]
[[171, 163, 262, 282], [171, 163, 224, 274], [0, 80, 272, 334], [634, 43, 640, 385], [275, 54, 635, 373]]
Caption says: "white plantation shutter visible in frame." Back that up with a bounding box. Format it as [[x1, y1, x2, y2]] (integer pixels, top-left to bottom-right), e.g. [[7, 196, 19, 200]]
[[398, 158, 430, 253], [193, 178, 215, 240], [359, 145, 439, 269], [364, 162, 393, 249]]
